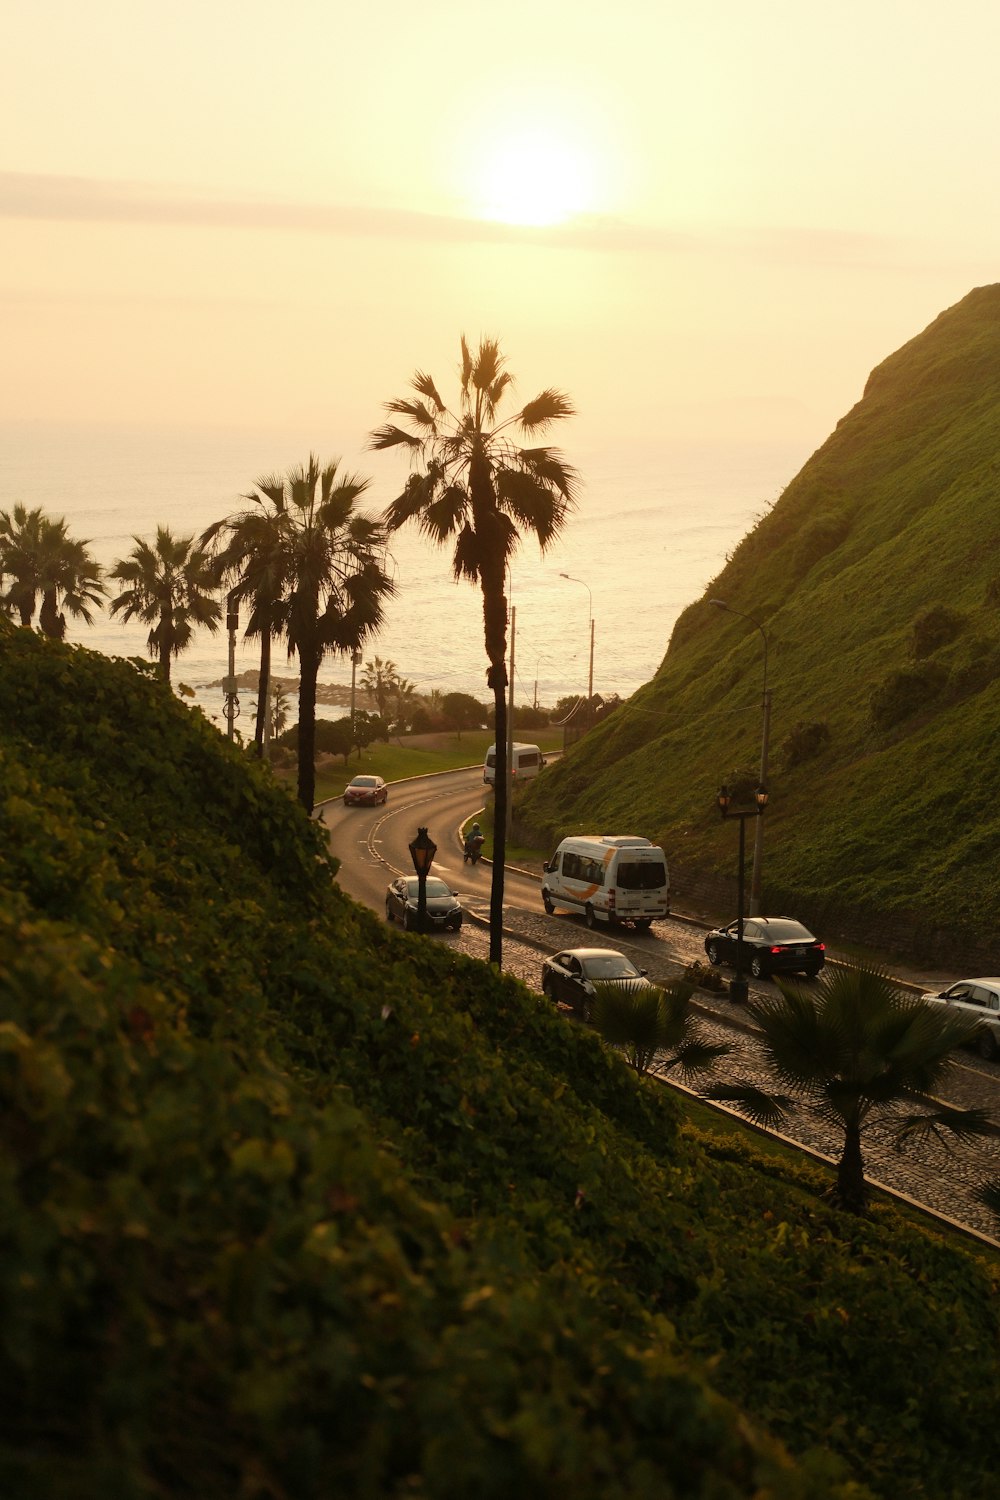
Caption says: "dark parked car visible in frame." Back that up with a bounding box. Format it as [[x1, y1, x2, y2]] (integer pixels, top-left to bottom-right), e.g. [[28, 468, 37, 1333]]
[[385, 875, 463, 933], [343, 774, 388, 806], [541, 947, 651, 1020], [704, 917, 826, 980]]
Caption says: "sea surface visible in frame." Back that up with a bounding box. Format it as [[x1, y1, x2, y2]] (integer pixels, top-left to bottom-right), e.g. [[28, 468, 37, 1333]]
[[0, 421, 814, 730]]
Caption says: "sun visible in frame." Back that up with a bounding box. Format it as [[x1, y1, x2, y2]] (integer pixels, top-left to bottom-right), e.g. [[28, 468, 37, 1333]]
[[476, 129, 597, 227]]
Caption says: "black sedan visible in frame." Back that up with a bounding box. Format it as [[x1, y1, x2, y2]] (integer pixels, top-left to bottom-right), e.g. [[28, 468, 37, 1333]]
[[385, 875, 463, 933], [704, 917, 825, 980], [541, 947, 651, 1020]]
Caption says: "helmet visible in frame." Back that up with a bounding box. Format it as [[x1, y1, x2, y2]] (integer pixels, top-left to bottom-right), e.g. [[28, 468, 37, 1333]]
[[471, 823, 481, 834]]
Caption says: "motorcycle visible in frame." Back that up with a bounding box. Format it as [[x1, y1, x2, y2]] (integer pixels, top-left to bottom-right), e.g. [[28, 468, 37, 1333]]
[[463, 833, 485, 865]]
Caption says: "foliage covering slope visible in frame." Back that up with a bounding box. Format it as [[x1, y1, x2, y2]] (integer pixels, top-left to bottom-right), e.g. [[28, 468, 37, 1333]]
[[519, 284, 1000, 958], [3, 622, 1000, 1498]]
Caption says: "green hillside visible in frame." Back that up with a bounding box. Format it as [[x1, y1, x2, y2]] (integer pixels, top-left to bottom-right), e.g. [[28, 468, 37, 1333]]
[[519, 284, 1000, 964], [5, 620, 1000, 1497]]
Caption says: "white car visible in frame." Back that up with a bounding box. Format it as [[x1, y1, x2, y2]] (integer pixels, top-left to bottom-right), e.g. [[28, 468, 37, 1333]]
[[923, 977, 1000, 1060]]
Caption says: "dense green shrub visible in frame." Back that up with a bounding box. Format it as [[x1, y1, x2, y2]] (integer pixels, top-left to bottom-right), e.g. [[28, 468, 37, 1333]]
[[791, 509, 850, 577], [869, 661, 949, 731], [910, 604, 966, 657], [779, 719, 832, 771]]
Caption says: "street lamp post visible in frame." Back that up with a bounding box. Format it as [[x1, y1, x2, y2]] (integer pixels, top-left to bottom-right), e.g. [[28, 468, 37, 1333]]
[[224, 596, 239, 742], [717, 784, 768, 1002], [559, 572, 594, 725], [709, 599, 771, 915], [408, 826, 438, 934]]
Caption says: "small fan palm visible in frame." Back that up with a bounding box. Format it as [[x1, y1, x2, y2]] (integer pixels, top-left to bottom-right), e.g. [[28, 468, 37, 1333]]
[[706, 964, 993, 1213], [110, 527, 221, 681], [371, 336, 576, 966], [592, 979, 731, 1079]]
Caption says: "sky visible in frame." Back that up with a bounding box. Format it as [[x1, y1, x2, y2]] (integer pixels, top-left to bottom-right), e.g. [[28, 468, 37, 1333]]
[[4, 0, 1000, 464]]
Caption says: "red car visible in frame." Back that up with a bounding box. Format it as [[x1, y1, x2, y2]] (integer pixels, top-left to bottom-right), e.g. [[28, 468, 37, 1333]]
[[343, 774, 388, 806]]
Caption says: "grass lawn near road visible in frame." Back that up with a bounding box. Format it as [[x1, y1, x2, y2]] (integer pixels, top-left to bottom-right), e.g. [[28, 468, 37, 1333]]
[[279, 728, 565, 806]]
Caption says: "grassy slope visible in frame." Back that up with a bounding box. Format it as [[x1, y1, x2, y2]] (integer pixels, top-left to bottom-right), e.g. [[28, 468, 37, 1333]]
[[518, 284, 1000, 953], [5, 623, 1000, 1498]]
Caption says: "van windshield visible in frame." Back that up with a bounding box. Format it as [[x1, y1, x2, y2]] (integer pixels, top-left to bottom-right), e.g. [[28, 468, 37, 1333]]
[[617, 861, 667, 891]]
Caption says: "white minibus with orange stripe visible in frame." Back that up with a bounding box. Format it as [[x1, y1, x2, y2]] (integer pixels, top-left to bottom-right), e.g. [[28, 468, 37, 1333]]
[[540, 835, 670, 932]]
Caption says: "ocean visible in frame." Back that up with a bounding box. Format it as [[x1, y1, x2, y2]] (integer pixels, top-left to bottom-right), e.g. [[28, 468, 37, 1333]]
[[0, 420, 814, 729]]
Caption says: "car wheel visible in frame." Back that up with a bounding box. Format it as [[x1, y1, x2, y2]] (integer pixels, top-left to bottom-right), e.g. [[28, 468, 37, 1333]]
[[385, 902, 394, 923], [542, 892, 555, 915], [403, 910, 414, 932], [450, 918, 462, 932], [542, 974, 555, 999], [803, 966, 822, 979], [750, 954, 767, 980], [977, 1028, 999, 1061], [634, 918, 652, 932], [706, 941, 722, 966], [585, 904, 597, 930]]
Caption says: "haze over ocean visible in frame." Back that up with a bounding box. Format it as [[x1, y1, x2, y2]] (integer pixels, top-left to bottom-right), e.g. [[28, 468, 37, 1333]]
[[0, 420, 812, 728]]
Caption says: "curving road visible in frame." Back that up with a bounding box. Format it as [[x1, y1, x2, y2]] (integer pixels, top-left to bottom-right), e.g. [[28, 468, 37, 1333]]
[[319, 768, 1000, 1243]]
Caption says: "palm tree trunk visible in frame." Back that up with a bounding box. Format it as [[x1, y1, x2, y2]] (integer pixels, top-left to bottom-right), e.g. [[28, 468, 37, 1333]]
[[256, 627, 272, 758], [482, 577, 508, 969], [297, 642, 320, 813], [159, 614, 173, 682], [836, 1119, 868, 1213]]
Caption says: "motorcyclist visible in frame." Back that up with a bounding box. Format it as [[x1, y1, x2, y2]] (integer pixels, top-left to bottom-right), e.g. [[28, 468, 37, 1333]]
[[464, 823, 485, 863]]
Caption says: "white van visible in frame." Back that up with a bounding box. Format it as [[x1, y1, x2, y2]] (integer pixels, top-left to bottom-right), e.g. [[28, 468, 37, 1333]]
[[541, 835, 670, 931], [483, 743, 545, 786]]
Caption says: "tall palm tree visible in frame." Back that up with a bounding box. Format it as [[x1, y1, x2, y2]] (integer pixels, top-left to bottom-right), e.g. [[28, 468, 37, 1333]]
[[262, 456, 392, 813], [0, 504, 105, 636], [360, 655, 401, 725], [201, 499, 288, 758], [109, 527, 221, 682], [707, 965, 993, 1213], [371, 336, 576, 967]]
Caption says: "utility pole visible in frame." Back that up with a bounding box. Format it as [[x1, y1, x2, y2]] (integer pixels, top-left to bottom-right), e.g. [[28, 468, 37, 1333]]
[[750, 688, 772, 915]]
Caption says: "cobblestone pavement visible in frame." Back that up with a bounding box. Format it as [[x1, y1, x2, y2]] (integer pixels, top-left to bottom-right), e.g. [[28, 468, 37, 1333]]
[[443, 896, 1000, 1247]]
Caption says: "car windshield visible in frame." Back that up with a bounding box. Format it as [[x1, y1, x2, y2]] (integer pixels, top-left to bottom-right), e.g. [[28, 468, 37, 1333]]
[[350, 777, 378, 787], [581, 954, 641, 980], [761, 920, 815, 942], [405, 877, 452, 899]]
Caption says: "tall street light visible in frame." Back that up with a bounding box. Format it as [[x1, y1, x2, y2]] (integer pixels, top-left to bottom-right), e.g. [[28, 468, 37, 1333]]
[[408, 826, 437, 934], [717, 783, 768, 1002], [559, 572, 594, 725], [709, 599, 772, 916]]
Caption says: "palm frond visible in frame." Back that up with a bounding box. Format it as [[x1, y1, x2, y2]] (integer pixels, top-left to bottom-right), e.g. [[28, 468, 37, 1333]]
[[383, 473, 439, 532], [369, 424, 423, 452], [664, 1038, 733, 1078], [385, 398, 440, 429], [518, 389, 575, 429], [703, 1083, 794, 1130], [891, 1105, 996, 1152], [409, 373, 446, 413]]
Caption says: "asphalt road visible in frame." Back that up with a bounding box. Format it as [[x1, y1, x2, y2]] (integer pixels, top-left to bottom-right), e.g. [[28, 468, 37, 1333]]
[[318, 767, 1000, 1245]]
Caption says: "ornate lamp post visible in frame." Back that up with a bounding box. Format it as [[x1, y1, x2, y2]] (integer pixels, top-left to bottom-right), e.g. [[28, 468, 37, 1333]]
[[408, 826, 437, 934], [709, 599, 771, 914], [717, 783, 768, 1002]]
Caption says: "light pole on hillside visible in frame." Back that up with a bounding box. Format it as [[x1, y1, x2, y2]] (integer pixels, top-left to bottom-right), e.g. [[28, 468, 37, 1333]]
[[717, 783, 769, 1002], [710, 600, 771, 916], [559, 572, 594, 726]]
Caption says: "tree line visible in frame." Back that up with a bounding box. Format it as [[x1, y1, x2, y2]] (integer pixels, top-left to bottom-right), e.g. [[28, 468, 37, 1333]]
[[1, 338, 576, 965]]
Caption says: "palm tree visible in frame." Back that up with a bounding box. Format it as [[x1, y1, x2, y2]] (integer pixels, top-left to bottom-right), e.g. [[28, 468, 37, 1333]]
[[109, 527, 221, 682], [361, 655, 401, 725], [262, 456, 392, 814], [371, 336, 576, 967], [592, 980, 730, 1078], [707, 965, 993, 1213], [201, 499, 288, 758], [0, 504, 105, 636]]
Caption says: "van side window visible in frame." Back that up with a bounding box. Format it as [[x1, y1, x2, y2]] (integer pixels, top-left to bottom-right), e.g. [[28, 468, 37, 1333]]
[[563, 853, 582, 880]]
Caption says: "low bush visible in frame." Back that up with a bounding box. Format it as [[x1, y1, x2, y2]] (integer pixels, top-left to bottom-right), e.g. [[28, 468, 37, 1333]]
[[869, 661, 949, 731], [779, 719, 832, 771], [911, 604, 966, 658]]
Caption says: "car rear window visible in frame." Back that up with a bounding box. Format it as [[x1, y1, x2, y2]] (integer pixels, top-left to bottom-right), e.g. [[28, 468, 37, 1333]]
[[763, 921, 815, 942], [617, 861, 667, 891]]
